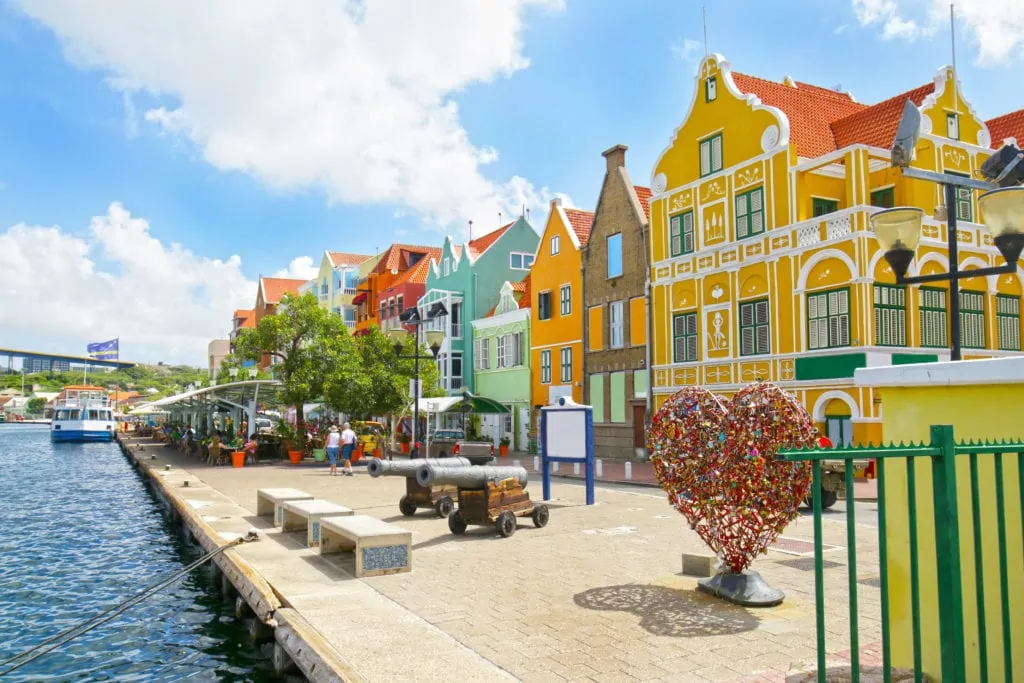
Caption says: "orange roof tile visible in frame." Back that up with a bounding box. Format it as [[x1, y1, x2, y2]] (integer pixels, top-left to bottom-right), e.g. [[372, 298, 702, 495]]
[[389, 248, 441, 288], [260, 277, 307, 304], [633, 186, 652, 220], [467, 222, 512, 258], [830, 83, 934, 150], [563, 208, 595, 245], [233, 308, 252, 319], [486, 274, 531, 317], [328, 252, 373, 268], [373, 243, 439, 273], [987, 109, 1024, 147]]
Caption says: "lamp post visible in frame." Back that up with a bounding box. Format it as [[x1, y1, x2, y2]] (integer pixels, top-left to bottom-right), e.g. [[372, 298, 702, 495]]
[[870, 100, 1024, 361], [228, 367, 239, 381], [386, 301, 447, 458]]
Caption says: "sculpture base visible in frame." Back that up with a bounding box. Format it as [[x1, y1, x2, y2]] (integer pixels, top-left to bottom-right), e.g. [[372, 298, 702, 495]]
[[697, 570, 784, 607]]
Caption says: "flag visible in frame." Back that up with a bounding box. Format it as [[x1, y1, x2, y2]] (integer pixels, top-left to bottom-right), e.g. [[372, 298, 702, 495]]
[[87, 338, 119, 360]]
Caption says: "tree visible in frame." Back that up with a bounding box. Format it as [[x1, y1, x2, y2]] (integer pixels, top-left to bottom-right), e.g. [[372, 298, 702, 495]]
[[215, 355, 272, 385], [27, 397, 46, 415], [232, 292, 352, 442]]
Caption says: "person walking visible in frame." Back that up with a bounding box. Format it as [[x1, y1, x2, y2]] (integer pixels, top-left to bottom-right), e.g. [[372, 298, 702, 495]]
[[325, 425, 341, 476], [340, 422, 357, 476]]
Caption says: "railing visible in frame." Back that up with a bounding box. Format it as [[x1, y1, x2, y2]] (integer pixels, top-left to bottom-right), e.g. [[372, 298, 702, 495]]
[[779, 425, 1024, 683]]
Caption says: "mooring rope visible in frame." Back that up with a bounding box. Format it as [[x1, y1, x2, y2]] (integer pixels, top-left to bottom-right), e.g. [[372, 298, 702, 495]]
[[0, 531, 259, 677]]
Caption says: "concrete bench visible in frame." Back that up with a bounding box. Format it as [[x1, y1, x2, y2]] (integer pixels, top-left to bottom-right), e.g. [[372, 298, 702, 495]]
[[281, 499, 354, 548], [319, 514, 412, 578], [256, 488, 314, 527]]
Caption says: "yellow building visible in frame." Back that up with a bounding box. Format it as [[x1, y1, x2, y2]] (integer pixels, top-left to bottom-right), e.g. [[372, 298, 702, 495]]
[[648, 54, 1023, 445]]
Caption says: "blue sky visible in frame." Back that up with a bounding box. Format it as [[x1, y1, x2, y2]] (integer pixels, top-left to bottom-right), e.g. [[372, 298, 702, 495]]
[[0, 0, 1020, 363]]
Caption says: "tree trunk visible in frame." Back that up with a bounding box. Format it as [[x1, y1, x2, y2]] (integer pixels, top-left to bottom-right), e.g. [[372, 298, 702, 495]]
[[295, 402, 305, 449]]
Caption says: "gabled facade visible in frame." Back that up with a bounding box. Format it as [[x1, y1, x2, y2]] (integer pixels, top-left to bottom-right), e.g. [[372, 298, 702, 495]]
[[471, 277, 532, 450], [648, 54, 1022, 447], [418, 216, 540, 395], [582, 145, 652, 461], [313, 251, 374, 327], [377, 248, 441, 333], [254, 276, 306, 368], [354, 244, 438, 335], [530, 198, 593, 422]]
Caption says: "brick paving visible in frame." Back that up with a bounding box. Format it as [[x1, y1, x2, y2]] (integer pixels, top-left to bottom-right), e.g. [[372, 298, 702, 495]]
[[147, 441, 886, 682]]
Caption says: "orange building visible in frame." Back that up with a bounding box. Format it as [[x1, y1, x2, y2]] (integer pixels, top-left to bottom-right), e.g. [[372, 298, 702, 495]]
[[529, 197, 594, 416], [376, 247, 441, 331], [254, 276, 306, 368], [353, 243, 437, 335]]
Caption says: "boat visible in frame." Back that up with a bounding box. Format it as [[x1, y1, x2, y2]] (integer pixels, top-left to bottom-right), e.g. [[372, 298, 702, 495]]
[[51, 386, 115, 442]]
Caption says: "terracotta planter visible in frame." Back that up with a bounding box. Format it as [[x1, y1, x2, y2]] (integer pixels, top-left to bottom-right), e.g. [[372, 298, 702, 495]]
[[401, 442, 410, 454], [499, 444, 509, 457], [288, 450, 302, 464], [352, 446, 363, 464], [373, 448, 381, 458], [231, 451, 245, 468]]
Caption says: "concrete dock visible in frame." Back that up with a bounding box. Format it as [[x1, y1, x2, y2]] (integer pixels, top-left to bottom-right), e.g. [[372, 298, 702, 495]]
[[120, 435, 885, 683]]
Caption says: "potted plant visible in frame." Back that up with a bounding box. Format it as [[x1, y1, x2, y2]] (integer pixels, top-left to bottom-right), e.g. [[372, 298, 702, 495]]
[[275, 422, 303, 464], [400, 432, 411, 454], [499, 436, 511, 457]]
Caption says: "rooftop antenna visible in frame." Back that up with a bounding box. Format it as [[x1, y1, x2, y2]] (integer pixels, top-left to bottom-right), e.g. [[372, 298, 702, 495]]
[[468, 220, 473, 241], [950, 3, 958, 117], [498, 211, 502, 228], [526, 207, 530, 222], [702, 5, 709, 65]]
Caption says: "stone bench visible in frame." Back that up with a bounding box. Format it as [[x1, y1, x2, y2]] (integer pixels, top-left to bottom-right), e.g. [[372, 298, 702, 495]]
[[281, 499, 354, 548], [256, 488, 314, 527], [319, 514, 412, 578]]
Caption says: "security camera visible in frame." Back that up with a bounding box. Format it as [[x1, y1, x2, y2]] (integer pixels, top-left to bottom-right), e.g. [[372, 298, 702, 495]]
[[980, 144, 1024, 188], [891, 100, 921, 169]]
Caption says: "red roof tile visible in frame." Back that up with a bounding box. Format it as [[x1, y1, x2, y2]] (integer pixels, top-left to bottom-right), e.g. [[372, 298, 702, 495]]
[[562, 208, 595, 246], [486, 274, 531, 317], [988, 109, 1024, 147], [467, 222, 512, 258], [233, 308, 253, 320], [373, 243, 439, 273], [831, 83, 934, 150], [390, 248, 441, 288], [328, 252, 373, 268], [261, 277, 307, 304], [633, 186, 652, 220]]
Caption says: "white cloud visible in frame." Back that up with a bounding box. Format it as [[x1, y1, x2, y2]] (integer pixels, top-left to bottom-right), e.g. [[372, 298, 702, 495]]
[[11, 0, 566, 230], [0, 203, 254, 365], [273, 256, 318, 281], [853, 0, 1024, 64], [671, 38, 703, 62]]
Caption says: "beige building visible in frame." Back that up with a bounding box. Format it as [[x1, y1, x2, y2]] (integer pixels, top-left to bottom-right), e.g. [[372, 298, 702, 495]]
[[208, 339, 230, 379]]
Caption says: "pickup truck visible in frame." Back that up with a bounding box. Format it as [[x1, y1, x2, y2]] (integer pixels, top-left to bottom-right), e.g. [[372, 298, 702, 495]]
[[425, 429, 494, 465]]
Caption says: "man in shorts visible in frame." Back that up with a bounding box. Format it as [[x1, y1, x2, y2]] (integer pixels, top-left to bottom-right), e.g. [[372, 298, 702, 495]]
[[340, 422, 357, 476]]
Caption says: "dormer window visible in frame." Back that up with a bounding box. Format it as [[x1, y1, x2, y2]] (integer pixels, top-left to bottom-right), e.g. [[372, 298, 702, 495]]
[[947, 113, 959, 140], [705, 76, 717, 102], [443, 258, 450, 276]]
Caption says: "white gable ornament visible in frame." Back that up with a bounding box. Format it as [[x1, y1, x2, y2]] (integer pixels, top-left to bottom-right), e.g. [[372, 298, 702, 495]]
[[760, 125, 780, 154]]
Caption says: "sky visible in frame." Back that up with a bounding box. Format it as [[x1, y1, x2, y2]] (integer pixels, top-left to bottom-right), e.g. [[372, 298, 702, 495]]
[[1, 0, 1022, 366]]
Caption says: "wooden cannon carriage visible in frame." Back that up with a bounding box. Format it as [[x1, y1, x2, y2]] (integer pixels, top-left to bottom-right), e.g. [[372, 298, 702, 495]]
[[367, 456, 476, 518]]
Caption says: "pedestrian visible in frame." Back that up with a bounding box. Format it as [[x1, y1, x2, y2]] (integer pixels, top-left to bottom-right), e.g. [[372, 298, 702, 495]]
[[243, 434, 259, 465], [326, 425, 341, 476], [340, 422, 357, 476]]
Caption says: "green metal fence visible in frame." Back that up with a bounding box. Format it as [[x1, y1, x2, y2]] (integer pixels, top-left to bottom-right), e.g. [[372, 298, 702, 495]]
[[779, 424, 1024, 683]]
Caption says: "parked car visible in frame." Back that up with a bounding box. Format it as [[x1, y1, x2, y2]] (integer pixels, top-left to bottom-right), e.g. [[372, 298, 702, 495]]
[[426, 429, 463, 458]]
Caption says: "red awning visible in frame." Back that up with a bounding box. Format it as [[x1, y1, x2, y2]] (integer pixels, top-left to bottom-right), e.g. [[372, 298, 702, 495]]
[[352, 292, 367, 305]]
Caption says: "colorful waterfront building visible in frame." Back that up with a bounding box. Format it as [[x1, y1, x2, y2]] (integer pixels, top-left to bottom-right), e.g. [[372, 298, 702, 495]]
[[582, 145, 652, 460], [417, 217, 540, 396], [376, 248, 441, 332], [254, 276, 306, 368], [312, 251, 374, 328], [647, 54, 1023, 446], [471, 276, 532, 450], [353, 244, 438, 335], [530, 198, 593, 419]]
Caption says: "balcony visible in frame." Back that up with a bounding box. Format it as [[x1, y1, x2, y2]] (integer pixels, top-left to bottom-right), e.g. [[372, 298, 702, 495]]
[[451, 322, 463, 339]]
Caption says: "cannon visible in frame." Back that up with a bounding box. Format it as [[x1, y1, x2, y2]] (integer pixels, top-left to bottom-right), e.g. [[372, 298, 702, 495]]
[[420, 465, 548, 538], [366, 457, 477, 518]]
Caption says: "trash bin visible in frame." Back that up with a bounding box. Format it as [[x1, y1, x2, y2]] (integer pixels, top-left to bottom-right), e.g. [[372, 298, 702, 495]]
[[313, 448, 326, 462]]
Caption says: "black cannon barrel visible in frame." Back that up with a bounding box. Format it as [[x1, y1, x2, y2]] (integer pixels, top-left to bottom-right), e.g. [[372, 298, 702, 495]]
[[416, 464, 529, 489], [366, 457, 473, 478]]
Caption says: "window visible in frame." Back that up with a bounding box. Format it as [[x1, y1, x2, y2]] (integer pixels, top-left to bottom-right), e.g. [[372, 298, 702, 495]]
[[550, 235, 560, 255], [672, 313, 698, 362], [946, 171, 973, 222], [699, 133, 723, 177], [870, 187, 895, 209], [380, 301, 386, 319], [609, 372, 626, 423], [609, 301, 624, 348], [806, 288, 850, 350], [343, 307, 356, 326], [342, 269, 358, 294], [947, 112, 959, 140], [560, 347, 572, 383], [510, 252, 535, 270], [669, 211, 695, 257], [494, 333, 523, 368], [396, 295, 403, 317], [873, 285, 907, 347], [739, 299, 770, 355], [443, 258, 450, 276], [812, 198, 838, 217], [475, 338, 490, 370], [997, 295, 1021, 351], [540, 350, 551, 383], [607, 233, 623, 278], [388, 298, 395, 318], [959, 290, 986, 349], [919, 287, 948, 348], [590, 374, 605, 422], [538, 291, 552, 321], [735, 187, 765, 239], [450, 302, 462, 338], [450, 354, 463, 389], [559, 284, 571, 316], [514, 332, 525, 367], [496, 335, 508, 368], [705, 76, 717, 102]]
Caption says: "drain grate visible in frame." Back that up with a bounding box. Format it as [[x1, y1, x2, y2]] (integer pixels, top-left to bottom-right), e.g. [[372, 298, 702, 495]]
[[770, 536, 842, 556], [776, 557, 844, 571]]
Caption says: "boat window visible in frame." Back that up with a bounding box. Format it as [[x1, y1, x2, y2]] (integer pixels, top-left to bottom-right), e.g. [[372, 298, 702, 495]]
[[70, 409, 80, 420]]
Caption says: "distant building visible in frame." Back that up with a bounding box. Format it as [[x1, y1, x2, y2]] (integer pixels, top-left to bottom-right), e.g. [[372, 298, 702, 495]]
[[208, 339, 230, 378], [23, 358, 71, 374]]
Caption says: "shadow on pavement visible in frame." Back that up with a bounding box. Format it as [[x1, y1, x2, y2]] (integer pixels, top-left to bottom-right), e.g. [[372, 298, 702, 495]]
[[573, 584, 760, 638]]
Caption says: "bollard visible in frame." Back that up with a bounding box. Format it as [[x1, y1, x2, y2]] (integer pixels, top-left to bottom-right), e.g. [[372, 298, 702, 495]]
[[624, 462, 632, 480], [597, 459, 603, 477], [573, 462, 580, 475], [533, 456, 539, 471]]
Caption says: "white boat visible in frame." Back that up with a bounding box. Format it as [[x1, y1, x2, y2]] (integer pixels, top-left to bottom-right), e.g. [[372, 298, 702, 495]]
[[51, 386, 115, 442]]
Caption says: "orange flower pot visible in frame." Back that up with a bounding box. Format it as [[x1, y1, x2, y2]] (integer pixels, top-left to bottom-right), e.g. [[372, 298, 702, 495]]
[[352, 446, 363, 464], [373, 448, 381, 458], [231, 451, 245, 468], [499, 444, 509, 457], [401, 442, 410, 454], [288, 450, 302, 464]]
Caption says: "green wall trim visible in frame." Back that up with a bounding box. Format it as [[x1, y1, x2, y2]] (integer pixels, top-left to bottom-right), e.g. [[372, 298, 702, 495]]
[[891, 353, 940, 366], [794, 352, 866, 380]]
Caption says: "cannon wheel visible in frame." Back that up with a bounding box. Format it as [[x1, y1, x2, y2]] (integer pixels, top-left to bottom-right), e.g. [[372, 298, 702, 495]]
[[434, 496, 454, 518], [804, 489, 839, 510], [448, 511, 467, 534], [496, 511, 517, 538], [399, 496, 418, 517], [531, 504, 549, 528]]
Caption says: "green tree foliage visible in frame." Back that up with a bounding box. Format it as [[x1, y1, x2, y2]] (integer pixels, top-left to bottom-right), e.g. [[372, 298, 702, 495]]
[[0, 364, 207, 397], [214, 355, 273, 385], [26, 397, 46, 415]]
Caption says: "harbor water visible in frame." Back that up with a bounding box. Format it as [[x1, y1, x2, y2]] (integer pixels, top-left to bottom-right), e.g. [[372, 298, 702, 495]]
[[0, 424, 288, 681]]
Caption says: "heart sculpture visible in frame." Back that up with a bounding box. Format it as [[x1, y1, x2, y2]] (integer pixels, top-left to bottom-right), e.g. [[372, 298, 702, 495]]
[[648, 382, 817, 574]]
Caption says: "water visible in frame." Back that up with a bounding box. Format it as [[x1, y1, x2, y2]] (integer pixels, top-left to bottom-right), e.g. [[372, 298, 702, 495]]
[[0, 425, 287, 681]]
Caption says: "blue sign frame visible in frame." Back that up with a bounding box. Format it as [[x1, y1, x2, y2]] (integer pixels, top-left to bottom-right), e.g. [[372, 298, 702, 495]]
[[540, 397, 595, 505]]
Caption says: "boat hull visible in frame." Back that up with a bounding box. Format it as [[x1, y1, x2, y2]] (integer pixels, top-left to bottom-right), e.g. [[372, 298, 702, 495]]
[[51, 421, 115, 442]]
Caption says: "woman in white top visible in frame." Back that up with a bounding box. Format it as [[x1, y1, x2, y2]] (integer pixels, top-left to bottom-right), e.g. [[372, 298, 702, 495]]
[[325, 425, 341, 476]]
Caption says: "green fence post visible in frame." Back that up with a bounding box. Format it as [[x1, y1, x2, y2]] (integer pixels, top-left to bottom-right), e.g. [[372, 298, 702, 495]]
[[930, 424, 967, 683]]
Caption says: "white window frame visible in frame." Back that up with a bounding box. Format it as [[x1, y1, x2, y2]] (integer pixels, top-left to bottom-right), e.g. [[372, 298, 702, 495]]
[[475, 338, 490, 370], [559, 284, 571, 316], [510, 252, 535, 270], [550, 235, 560, 255], [443, 258, 450, 276], [540, 349, 551, 384], [560, 347, 572, 383], [699, 134, 723, 176], [609, 300, 624, 349], [496, 335, 509, 368]]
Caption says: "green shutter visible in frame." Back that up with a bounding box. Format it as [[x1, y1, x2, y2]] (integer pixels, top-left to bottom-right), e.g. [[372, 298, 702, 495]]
[[996, 294, 1021, 351], [812, 198, 838, 217], [806, 287, 850, 350], [870, 187, 895, 208], [672, 313, 698, 362], [735, 187, 765, 240], [739, 299, 770, 355], [609, 372, 626, 423], [873, 284, 907, 347], [959, 290, 986, 349], [918, 287, 948, 348], [589, 374, 605, 422]]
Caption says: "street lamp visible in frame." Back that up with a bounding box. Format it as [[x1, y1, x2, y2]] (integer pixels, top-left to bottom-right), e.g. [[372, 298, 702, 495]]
[[870, 99, 1024, 361], [229, 367, 239, 381], [248, 368, 258, 380], [386, 301, 447, 458]]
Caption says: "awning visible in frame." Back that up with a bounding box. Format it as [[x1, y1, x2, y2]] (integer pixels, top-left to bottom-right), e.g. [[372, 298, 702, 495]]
[[139, 380, 286, 413], [352, 292, 367, 305], [409, 391, 509, 414]]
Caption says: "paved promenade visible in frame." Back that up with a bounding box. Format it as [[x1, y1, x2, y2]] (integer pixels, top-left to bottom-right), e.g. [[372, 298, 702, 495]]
[[136, 439, 885, 682]]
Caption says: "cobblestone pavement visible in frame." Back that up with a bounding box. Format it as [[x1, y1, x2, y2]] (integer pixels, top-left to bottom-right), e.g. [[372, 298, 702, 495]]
[[151, 445, 885, 682]]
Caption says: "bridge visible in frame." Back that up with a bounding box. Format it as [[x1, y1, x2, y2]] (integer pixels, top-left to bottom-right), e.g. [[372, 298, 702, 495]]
[[0, 346, 137, 374]]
